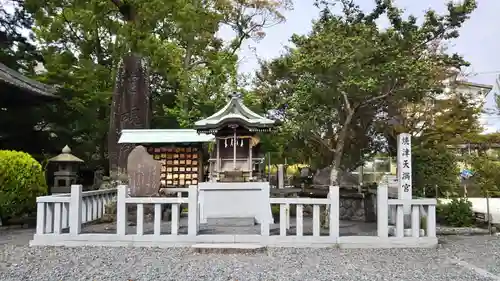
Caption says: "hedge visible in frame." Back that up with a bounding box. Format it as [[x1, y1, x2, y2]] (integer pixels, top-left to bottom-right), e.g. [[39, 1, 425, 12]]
[[0, 150, 48, 221]]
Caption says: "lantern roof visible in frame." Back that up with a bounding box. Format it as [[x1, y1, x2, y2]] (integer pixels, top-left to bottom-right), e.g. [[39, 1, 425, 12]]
[[48, 145, 84, 163]]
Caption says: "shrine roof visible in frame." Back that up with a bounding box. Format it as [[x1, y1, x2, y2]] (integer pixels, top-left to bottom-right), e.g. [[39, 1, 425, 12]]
[[118, 129, 215, 144], [0, 63, 59, 106], [194, 92, 275, 131]]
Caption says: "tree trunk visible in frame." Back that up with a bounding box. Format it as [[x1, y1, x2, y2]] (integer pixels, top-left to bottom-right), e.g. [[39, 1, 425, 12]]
[[321, 112, 354, 228], [107, 1, 152, 172]]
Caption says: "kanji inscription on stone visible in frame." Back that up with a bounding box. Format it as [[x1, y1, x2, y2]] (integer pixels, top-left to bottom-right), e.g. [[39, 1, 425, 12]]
[[127, 145, 161, 197], [397, 133, 412, 200], [108, 54, 152, 172]]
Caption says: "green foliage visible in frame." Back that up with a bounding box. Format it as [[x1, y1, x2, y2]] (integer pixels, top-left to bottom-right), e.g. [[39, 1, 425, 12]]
[[0, 150, 48, 221], [416, 94, 483, 147], [469, 156, 500, 196], [271, 204, 280, 217], [270, 204, 297, 219], [254, 0, 476, 182], [412, 145, 459, 198], [0, 1, 55, 157], [437, 198, 475, 227], [1, 0, 290, 171], [420, 216, 427, 230], [0, 0, 41, 71]]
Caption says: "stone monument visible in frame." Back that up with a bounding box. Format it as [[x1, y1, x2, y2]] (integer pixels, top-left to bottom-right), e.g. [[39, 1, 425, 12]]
[[126, 145, 161, 197], [108, 54, 152, 172]]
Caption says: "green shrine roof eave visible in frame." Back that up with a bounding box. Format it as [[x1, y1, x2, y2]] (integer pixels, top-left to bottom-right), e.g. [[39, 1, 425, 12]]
[[194, 92, 275, 130], [119, 129, 215, 144], [0, 62, 59, 102]]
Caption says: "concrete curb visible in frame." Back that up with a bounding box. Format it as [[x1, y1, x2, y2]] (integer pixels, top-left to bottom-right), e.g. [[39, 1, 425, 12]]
[[436, 226, 497, 236], [0, 224, 31, 231]]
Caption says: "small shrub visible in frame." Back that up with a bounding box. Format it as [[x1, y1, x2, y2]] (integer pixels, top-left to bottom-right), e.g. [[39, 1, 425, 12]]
[[420, 216, 427, 230], [271, 204, 297, 218], [0, 150, 48, 221], [437, 198, 474, 227], [100, 200, 117, 222], [271, 205, 280, 216]]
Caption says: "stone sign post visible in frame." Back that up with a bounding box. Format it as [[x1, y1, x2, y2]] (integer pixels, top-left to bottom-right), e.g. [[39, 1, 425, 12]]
[[127, 145, 161, 197], [397, 133, 412, 226]]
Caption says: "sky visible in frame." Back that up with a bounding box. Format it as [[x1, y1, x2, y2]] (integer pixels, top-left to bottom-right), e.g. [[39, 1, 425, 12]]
[[221, 0, 500, 133]]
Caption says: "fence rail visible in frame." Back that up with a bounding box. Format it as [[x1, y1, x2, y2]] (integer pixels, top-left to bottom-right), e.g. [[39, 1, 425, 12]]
[[31, 184, 437, 248], [116, 186, 198, 237], [269, 186, 339, 238], [379, 185, 437, 239], [35, 186, 117, 236]]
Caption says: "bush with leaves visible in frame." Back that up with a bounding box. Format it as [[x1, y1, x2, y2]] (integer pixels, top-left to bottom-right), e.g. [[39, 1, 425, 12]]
[[412, 145, 459, 198], [437, 198, 475, 227], [0, 150, 48, 221], [469, 156, 500, 197]]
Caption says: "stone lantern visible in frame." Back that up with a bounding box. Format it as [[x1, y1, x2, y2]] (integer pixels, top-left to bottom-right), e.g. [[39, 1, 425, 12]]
[[48, 145, 84, 194]]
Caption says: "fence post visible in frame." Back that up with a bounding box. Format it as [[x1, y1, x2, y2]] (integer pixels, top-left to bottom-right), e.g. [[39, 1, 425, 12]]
[[377, 183, 389, 237], [36, 201, 46, 235], [69, 184, 82, 235], [427, 203, 436, 238], [116, 185, 127, 236], [188, 185, 199, 236], [329, 186, 339, 239]]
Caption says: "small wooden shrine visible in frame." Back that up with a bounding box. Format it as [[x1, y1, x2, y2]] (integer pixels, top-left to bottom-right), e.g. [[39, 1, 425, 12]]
[[117, 92, 275, 186], [194, 92, 275, 182]]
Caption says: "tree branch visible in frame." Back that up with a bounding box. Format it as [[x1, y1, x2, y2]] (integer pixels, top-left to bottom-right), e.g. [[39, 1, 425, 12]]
[[61, 10, 84, 42], [363, 78, 399, 106], [341, 91, 353, 114], [109, 0, 123, 9], [109, 0, 135, 21], [309, 132, 336, 153]]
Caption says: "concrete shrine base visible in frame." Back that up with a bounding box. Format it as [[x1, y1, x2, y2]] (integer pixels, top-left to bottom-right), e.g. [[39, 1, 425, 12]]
[[198, 182, 274, 225]]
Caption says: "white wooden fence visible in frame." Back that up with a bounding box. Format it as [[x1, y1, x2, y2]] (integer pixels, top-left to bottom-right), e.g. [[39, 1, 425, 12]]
[[30, 184, 437, 248]]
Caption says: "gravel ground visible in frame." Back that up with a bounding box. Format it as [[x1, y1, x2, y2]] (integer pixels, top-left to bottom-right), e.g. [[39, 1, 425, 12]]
[[1, 229, 500, 281]]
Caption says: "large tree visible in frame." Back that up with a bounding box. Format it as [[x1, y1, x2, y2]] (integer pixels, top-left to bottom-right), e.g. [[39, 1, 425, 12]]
[[25, 0, 290, 170], [254, 0, 477, 187]]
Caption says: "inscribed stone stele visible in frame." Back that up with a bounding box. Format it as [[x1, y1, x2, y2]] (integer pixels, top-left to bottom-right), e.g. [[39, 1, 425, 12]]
[[127, 145, 161, 197]]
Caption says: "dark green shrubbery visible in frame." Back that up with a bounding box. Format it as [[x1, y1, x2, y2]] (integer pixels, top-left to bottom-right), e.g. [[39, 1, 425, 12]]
[[271, 204, 298, 221], [412, 145, 459, 198], [437, 198, 475, 227], [0, 150, 48, 221]]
